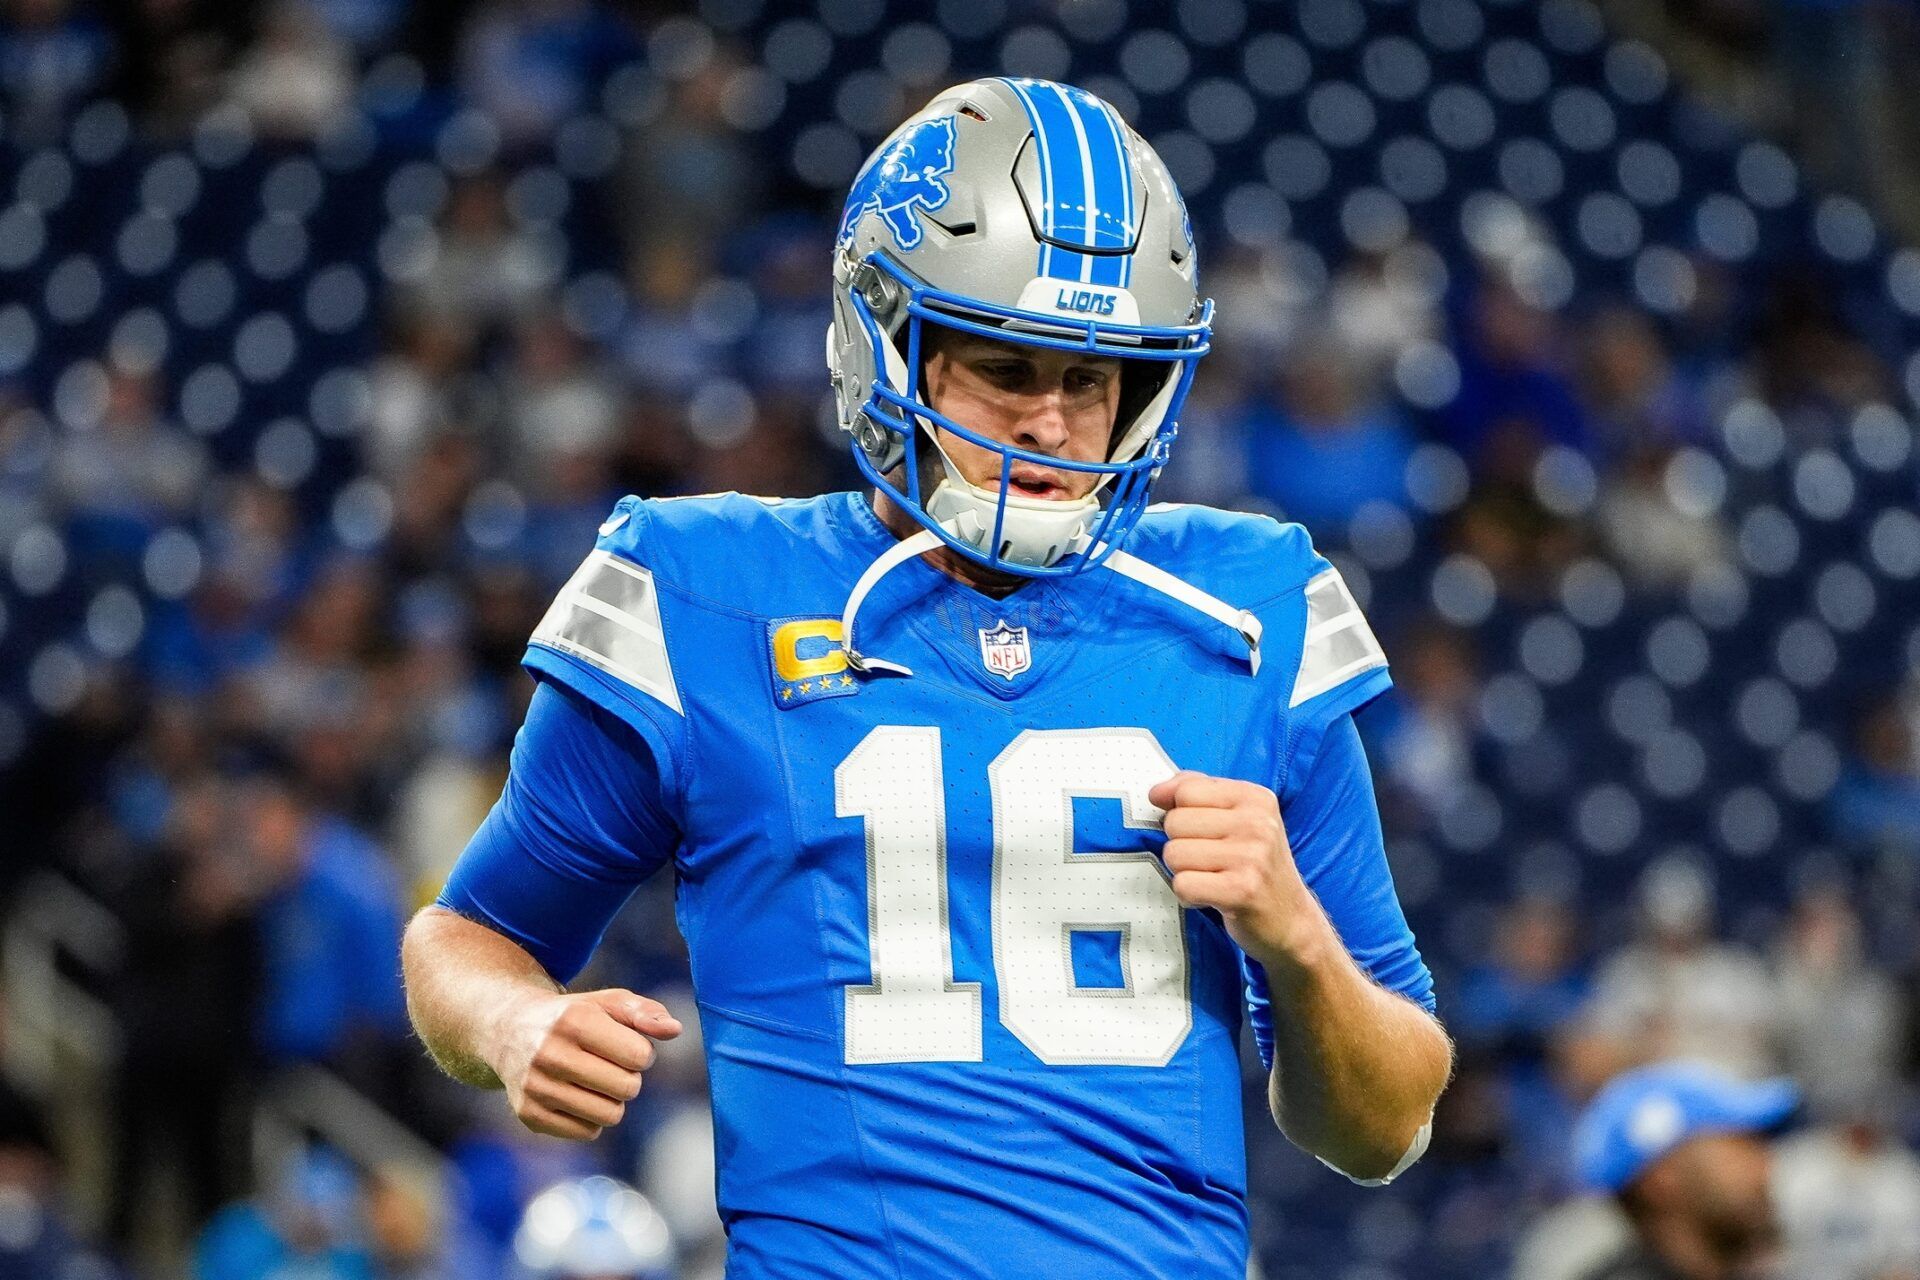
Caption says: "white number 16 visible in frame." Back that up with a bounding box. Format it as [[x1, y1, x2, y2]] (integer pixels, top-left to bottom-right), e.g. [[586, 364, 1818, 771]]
[[835, 726, 1192, 1067]]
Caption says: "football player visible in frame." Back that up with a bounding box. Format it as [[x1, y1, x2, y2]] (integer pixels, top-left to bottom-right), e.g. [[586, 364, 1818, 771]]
[[404, 77, 1452, 1279]]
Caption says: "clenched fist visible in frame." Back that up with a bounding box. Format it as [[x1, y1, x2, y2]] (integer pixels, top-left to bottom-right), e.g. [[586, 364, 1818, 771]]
[[488, 988, 682, 1141], [1148, 770, 1333, 969]]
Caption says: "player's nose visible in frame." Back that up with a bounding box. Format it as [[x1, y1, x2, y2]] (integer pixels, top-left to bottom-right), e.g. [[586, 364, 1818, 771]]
[[1015, 391, 1073, 454]]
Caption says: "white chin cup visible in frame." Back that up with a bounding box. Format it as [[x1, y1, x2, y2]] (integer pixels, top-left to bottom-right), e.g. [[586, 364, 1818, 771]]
[[923, 452, 1099, 569]]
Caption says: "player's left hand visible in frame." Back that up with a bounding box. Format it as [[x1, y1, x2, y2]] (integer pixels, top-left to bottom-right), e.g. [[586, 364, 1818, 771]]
[[1148, 770, 1333, 969]]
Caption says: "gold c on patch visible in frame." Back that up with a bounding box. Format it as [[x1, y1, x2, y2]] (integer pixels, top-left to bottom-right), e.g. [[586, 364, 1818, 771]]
[[768, 618, 859, 708]]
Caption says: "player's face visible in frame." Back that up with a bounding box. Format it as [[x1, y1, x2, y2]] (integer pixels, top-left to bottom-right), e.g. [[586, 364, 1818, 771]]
[[920, 328, 1123, 501]]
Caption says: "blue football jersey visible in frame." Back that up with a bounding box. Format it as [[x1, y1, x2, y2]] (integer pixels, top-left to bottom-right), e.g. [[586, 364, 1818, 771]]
[[450, 489, 1432, 1280]]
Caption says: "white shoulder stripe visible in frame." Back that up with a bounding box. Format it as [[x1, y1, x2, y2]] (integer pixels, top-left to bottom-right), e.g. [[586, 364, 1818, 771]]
[[1289, 567, 1387, 709], [532, 550, 683, 715]]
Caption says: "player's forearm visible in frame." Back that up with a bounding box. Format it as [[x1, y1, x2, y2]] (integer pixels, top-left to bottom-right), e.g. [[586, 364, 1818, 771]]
[[1260, 931, 1452, 1182], [401, 905, 563, 1089]]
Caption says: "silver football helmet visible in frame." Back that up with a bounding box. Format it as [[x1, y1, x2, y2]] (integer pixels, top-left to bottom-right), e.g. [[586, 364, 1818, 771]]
[[827, 77, 1212, 576]]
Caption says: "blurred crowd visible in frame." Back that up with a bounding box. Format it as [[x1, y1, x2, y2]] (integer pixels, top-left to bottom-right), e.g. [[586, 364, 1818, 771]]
[[2, 0, 1920, 1278]]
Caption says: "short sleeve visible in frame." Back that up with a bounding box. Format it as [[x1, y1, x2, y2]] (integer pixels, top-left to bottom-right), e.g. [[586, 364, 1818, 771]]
[[1245, 713, 1436, 1071], [1279, 564, 1390, 805], [436, 679, 681, 985], [521, 497, 689, 810]]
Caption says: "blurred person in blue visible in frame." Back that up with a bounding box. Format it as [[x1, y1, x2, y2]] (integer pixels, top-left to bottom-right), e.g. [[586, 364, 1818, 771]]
[[513, 1176, 675, 1280], [1367, 619, 1481, 825], [1236, 337, 1417, 532], [195, 1146, 373, 1280], [50, 359, 207, 565], [241, 761, 410, 1071], [1454, 895, 1592, 1187], [1832, 701, 1920, 859], [405, 76, 1449, 1280], [458, 0, 640, 146], [1440, 272, 1594, 468], [1565, 1063, 1799, 1280]]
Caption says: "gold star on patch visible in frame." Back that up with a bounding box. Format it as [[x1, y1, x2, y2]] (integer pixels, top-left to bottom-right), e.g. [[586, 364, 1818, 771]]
[[780, 687, 792, 700], [839, 673, 855, 688], [798, 681, 812, 694]]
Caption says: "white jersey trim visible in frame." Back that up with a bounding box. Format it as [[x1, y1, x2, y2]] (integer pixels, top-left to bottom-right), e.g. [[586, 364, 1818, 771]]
[[1289, 567, 1387, 709], [532, 550, 683, 715]]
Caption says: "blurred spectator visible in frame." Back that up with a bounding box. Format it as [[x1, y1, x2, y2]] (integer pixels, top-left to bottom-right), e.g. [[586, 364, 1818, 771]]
[[366, 311, 482, 482], [145, 483, 302, 698], [1594, 448, 1731, 591], [499, 308, 622, 488], [1236, 338, 1417, 531], [1370, 620, 1480, 824], [739, 224, 834, 399], [1450, 427, 1591, 603], [1441, 275, 1593, 467], [243, 556, 381, 737], [241, 766, 409, 1068], [106, 774, 259, 1248], [1582, 858, 1779, 1080], [616, 54, 762, 254], [196, 1146, 372, 1280], [0, 1078, 130, 1277], [363, 1162, 489, 1280], [512, 1175, 676, 1280], [616, 239, 717, 399], [1326, 240, 1445, 382], [407, 174, 559, 329], [1772, 1121, 1920, 1280], [113, 0, 240, 127], [0, 0, 113, 133], [1455, 897, 1592, 1180], [225, 0, 352, 139], [1750, 269, 1887, 429], [1511, 1196, 1637, 1280], [459, 0, 638, 146], [1565, 1063, 1796, 1280], [386, 582, 510, 905], [1832, 702, 1920, 858], [1579, 308, 1712, 464], [1773, 887, 1906, 1123], [1203, 244, 1318, 386], [51, 361, 207, 557]]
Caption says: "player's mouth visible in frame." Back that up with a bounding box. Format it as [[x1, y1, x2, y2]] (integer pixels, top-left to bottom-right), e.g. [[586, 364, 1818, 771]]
[[1007, 467, 1071, 500]]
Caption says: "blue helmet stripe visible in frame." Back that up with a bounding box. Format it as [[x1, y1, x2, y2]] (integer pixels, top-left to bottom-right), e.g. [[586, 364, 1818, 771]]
[[1044, 82, 1111, 286], [1022, 83, 1090, 282], [998, 78, 1060, 279], [1084, 93, 1137, 286], [998, 78, 1140, 289]]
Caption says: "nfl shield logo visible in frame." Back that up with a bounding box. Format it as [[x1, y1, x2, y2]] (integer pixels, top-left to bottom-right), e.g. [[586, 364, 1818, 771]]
[[978, 620, 1031, 681]]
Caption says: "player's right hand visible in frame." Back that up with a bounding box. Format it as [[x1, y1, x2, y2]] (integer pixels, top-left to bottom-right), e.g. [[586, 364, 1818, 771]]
[[488, 988, 683, 1141]]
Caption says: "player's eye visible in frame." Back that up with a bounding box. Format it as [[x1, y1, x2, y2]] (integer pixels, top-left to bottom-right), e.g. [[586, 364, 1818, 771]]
[[977, 360, 1030, 385]]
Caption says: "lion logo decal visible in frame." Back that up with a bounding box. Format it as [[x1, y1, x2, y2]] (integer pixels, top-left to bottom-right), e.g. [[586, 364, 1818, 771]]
[[837, 115, 958, 252]]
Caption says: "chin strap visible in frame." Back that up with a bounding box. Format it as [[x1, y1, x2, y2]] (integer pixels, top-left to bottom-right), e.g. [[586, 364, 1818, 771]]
[[839, 526, 1263, 681], [840, 527, 947, 677]]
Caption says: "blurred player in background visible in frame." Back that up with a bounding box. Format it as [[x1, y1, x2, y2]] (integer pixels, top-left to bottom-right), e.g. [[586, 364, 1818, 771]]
[[403, 75, 1449, 1278], [513, 1176, 677, 1280], [1565, 1063, 1798, 1280]]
